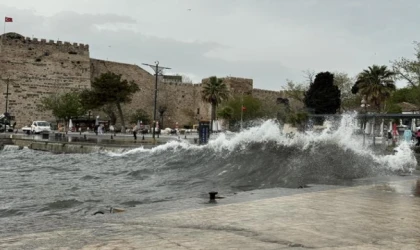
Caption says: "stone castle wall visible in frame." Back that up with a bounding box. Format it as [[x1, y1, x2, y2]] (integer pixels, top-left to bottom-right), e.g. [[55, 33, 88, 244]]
[[157, 82, 209, 128], [89, 59, 155, 124], [89, 59, 210, 128], [202, 77, 253, 95], [0, 33, 91, 126], [253, 88, 285, 106], [0, 33, 284, 129]]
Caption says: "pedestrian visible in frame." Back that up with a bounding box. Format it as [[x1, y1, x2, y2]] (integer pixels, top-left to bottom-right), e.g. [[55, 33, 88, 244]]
[[403, 128, 412, 143], [109, 124, 115, 135], [98, 124, 104, 135], [133, 123, 138, 140], [416, 129, 420, 146]]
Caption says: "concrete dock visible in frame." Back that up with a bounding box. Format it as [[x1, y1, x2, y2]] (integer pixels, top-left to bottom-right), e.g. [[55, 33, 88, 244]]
[[1, 178, 419, 249]]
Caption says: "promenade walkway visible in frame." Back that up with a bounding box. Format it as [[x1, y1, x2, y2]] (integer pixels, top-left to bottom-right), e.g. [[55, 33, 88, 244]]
[[1, 178, 419, 249]]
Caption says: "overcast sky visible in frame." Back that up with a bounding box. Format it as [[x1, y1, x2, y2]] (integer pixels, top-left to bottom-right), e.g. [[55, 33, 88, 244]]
[[1, 0, 419, 90]]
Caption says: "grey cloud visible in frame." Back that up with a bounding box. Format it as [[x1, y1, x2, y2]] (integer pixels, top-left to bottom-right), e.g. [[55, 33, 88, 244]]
[[2, 0, 420, 89], [89, 29, 299, 90], [1, 5, 295, 90]]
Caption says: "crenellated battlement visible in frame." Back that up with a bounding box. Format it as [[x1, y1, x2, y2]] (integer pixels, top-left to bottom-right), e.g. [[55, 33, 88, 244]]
[[161, 81, 201, 87], [223, 76, 253, 82], [0, 32, 89, 51], [253, 88, 282, 94]]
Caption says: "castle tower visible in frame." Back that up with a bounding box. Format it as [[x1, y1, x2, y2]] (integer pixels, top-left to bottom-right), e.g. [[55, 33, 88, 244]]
[[0, 33, 91, 126]]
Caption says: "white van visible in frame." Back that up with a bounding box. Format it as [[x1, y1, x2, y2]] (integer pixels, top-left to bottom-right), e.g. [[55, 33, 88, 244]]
[[30, 121, 51, 134]]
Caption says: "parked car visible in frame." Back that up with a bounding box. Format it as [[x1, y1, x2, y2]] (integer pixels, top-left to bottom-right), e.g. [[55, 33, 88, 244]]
[[22, 121, 51, 134]]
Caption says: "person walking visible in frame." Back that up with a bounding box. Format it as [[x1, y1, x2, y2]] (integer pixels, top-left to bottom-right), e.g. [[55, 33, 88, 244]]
[[132, 123, 138, 140], [416, 129, 420, 146], [403, 128, 412, 143], [109, 124, 115, 135]]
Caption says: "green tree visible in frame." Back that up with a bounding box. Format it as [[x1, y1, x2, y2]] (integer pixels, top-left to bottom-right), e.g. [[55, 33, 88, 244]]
[[391, 41, 420, 87], [333, 72, 360, 112], [217, 106, 234, 121], [351, 65, 396, 112], [129, 109, 151, 125], [38, 92, 85, 131], [388, 87, 420, 104], [201, 76, 230, 129], [386, 103, 403, 114], [304, 72, 341, 114], [218, 95, 262, 129], [283, 80, 308, 104], [80, 72, 139, 132], [102, 104, 117, 125]]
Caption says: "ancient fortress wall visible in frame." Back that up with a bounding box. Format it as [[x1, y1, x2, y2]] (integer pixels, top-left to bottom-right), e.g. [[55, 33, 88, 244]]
[[253, 88, 285, 107], [201, 77, 253, 95], [90, 59, 209, 128], [0, 33, 90, 126], [90, 59, 155, 123], [157, 82, 209, 128], [0, 33, 284, 129]]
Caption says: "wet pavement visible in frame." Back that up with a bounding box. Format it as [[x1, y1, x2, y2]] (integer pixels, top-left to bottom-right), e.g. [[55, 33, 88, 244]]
[[1, 177, 420, 249]]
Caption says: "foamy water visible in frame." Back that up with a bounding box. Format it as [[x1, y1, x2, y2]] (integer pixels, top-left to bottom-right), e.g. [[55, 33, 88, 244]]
[[0, 113, 417, 236], [109, 113, 417, 172]]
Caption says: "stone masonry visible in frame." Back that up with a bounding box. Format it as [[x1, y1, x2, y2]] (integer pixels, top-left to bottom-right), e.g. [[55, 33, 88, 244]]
[[0, 33, 283, 128]]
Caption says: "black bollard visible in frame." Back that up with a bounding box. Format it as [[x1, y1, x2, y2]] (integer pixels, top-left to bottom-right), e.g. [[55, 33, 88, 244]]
[[80, 131, 82, 135], [209, 191, 218, 202], [142, 135, 145, 140], [185, 135, 187, 139], [111, 135, 113, 140], [83, 134, 87, 140]]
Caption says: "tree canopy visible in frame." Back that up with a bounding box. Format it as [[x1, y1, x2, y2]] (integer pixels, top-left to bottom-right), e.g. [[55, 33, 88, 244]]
[[129, 108, 151, 125], [304, 72, 341, 114], [80, 72, 139, 132], [333, 72, 361, 111], [391, 41, 420, 87], [38, 92, 85, 121], [201, 76, 230, 128], [217, 94, 263, 130], [351, 65, 396, 112]]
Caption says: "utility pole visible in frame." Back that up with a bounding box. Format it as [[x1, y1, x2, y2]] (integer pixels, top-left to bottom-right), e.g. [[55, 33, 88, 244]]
[[5, 78, 9, 115], [142, 61, 171, 140]]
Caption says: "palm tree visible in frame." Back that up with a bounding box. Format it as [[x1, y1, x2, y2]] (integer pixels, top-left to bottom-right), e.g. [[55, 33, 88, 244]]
[[201, 76, 230, 129], [352, 65, 396, 112]]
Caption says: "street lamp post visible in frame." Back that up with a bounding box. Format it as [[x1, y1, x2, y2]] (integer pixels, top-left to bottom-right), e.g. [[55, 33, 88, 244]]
[[361, 98, 368, 146], [142, 61, 171, 140]]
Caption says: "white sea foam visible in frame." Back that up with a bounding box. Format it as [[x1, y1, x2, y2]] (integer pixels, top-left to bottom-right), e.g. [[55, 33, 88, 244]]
[[108, 113, 417, 172]]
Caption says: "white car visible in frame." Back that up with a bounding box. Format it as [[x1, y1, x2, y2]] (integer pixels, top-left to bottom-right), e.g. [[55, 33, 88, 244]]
[[26, 121, 51, 134]]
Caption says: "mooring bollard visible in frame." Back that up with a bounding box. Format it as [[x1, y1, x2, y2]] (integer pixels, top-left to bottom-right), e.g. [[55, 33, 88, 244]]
[[209, 191, 218, 202]]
